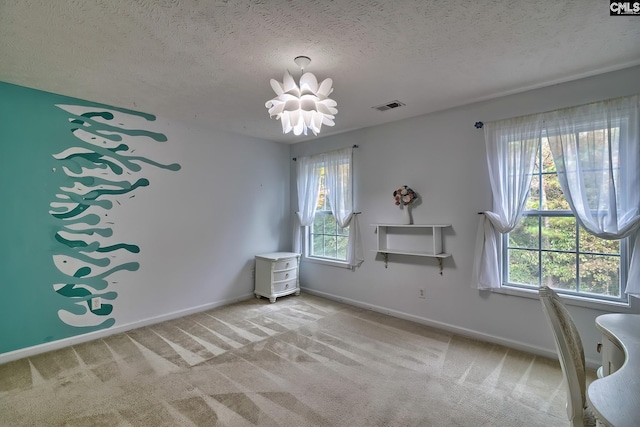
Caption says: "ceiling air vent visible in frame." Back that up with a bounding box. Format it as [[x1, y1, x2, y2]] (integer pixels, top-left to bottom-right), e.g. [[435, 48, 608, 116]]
[[372, 100, 405, 112]]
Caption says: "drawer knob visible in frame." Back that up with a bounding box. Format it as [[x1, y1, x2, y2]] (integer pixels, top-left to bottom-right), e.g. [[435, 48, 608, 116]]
[[286, 262, 290, 267], [285, 273, 289, 278], [596, 342, 602, 353], [285, 283, 289, 289]]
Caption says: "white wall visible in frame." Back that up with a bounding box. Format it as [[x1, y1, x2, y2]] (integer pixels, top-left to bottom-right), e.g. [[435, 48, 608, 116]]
[[290, 65, 640, 366], [111, 118, 292, 325]]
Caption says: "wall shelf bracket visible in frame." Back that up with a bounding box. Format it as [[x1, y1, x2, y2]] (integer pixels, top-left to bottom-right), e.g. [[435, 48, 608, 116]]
[[382, 252, 388, 268]]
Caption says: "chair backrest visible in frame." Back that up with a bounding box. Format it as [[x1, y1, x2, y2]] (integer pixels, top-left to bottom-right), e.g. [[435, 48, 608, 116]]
[[539, 286, 586, 426]]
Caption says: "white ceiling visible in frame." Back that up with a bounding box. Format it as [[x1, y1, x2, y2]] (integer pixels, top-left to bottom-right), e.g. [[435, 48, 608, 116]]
[[1, 0, 639, 144]]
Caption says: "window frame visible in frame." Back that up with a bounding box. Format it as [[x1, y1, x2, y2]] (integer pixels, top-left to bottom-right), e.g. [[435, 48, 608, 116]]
[[500, 129, 631, 307]]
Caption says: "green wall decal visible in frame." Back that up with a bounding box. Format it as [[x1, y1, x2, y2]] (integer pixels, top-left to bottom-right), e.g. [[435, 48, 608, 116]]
[[0, 82, 181, 354], [51, 105, 181, 329]]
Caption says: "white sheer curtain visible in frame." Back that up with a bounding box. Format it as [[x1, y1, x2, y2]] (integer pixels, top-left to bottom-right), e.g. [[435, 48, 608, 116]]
[[542, 94, 640, 297], [293, 147, 363, 268], [473, 116, 543, 289], [293, 153, 322, 254], [324, 148, 363, 268]]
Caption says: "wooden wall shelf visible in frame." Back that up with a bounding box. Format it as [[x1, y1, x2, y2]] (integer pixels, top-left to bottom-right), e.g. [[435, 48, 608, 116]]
[[372, 224, 452, 273]]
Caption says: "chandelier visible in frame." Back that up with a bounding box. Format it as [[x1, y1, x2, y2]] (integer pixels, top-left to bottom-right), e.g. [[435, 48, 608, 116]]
[[265, 56, 337, 136]]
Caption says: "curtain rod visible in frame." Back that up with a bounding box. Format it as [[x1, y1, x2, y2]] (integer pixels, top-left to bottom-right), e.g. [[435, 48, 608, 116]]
[[473, 92, 640, 131], [295, 211, 361, 215], [292, 145, 359, 161]]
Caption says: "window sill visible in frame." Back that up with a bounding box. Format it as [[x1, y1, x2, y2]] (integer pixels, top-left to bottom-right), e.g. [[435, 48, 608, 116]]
[[302, 256, 352, 269], [492, 286, 633, 312]]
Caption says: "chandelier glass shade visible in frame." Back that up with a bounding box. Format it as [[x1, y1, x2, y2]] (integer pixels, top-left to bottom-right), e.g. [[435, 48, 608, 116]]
[[265, 60, 337, 136]]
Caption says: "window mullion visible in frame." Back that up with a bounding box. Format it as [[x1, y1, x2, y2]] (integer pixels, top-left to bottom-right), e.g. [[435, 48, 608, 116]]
[[575, 220, 580, 294], [322, 214, 326, 256], [537, 142, 543, 288], [538, 215, 542, 287], [573, 130, 580, 294]]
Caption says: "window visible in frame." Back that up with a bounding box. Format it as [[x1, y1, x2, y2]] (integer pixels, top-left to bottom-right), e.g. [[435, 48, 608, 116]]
[[308, 167, 350, 261], [295, 147, 359, 267], [477, 94, 639, 301], [503, 131, 628, 303]]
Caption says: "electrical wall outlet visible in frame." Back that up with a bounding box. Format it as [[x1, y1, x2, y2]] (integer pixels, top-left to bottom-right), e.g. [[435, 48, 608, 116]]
[[91, 297, 101, 310], [419, 288, 426, 299]]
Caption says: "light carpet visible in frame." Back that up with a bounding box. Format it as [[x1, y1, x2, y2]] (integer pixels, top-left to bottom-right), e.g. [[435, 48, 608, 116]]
[[0, 293, 591, 426]]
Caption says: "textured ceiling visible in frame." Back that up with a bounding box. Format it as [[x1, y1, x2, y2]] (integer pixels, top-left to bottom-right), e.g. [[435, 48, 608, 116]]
[[1, 0, 639, 143]]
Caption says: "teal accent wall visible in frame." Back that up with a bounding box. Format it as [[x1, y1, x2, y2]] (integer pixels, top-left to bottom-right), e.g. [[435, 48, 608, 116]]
[[0, 82, 180, 354]]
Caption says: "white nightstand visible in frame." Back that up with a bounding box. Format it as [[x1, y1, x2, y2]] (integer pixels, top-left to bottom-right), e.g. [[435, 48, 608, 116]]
[[254, 252, 300, 303]]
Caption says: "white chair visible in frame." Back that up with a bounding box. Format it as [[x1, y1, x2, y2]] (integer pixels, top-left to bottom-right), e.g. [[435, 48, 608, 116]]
[[539, 286, 596, 427]]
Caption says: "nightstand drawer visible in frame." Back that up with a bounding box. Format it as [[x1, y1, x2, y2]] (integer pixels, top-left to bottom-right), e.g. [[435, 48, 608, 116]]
[[274, 258, 296, 271], [273, 269, 296, 282], [273, 278, 297, 293]]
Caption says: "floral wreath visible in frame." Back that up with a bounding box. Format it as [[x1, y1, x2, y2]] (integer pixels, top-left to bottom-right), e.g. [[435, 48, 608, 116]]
[[393, 185, 417, 206]]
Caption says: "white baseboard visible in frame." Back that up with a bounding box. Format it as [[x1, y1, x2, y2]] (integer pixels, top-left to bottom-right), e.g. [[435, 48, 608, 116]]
[[301, 287, 601, 370], [0, 293, 255, 365]]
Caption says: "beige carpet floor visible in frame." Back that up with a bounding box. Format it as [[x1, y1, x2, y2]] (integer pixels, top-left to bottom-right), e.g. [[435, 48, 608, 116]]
[[0, 293, 592, 426]]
